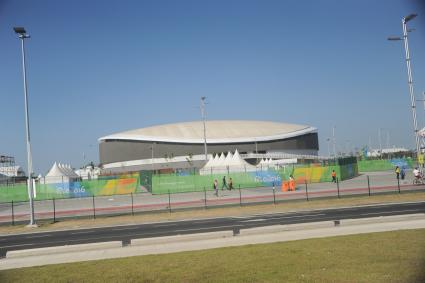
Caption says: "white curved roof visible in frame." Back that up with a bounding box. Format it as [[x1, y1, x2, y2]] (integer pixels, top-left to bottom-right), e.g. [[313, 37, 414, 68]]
[[99, 120, 316, 144]]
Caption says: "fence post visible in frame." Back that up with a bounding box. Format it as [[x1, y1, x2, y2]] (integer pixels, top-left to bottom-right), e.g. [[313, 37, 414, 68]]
[[337, 178, 340, 199], [239, 184, 242, 206], [131, 192, 134, 216], [397, 178, 400, 194], [11, 200, 14, 226], [305, 180, 309, 201], [367, 175, 371, 196], [273, 182, 276, 205], [53, 198, 56, 223], [168, 189, 171, 213], [204, 187, 207, 209], [92, 195, 96, 219]]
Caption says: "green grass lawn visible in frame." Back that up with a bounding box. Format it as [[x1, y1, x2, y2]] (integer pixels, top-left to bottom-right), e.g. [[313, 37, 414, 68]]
[[1, 229, 424, 283]]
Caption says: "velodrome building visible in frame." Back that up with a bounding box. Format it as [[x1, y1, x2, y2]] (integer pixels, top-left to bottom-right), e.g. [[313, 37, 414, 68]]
[[99, 120, 319, 173]]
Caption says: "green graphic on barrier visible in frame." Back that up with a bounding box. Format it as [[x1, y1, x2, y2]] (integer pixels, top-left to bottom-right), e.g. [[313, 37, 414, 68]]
[[0, 174, 140, 202], [0, 162, 360, 200], [358, 158, 414, 172], [151, 163, 358, 194]]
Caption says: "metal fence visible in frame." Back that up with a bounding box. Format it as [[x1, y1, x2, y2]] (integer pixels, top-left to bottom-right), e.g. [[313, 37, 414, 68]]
[[0, 172, 423, 225]]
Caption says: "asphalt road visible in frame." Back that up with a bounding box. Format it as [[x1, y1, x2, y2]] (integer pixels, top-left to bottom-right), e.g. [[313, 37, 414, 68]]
[[0, 201, 424, 258]]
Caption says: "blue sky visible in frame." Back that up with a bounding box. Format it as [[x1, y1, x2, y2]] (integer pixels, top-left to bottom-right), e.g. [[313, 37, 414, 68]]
[[1, 0, 425, 174]]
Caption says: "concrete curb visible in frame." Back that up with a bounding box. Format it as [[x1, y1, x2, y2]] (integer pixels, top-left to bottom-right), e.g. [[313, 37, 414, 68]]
[[6, 241, 122, 259], [131, 231, 233, 246]]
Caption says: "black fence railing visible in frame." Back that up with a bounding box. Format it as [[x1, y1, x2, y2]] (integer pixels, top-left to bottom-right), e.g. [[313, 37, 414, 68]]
[[0, 175, 423, 226]]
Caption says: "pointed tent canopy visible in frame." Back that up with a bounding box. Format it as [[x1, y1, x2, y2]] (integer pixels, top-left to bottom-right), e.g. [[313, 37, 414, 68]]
[[224, 151, 233, 163], [203, 154, 216, 168], [45, 162, 79, 184], [200, 149, 256, 175], [216, 152, 226, 166]]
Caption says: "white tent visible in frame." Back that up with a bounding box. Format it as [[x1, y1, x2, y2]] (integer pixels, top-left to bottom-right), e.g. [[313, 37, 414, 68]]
[[200, 150, 256, 175], [45, 162, 79, 184], [216, 152, 226, 167]]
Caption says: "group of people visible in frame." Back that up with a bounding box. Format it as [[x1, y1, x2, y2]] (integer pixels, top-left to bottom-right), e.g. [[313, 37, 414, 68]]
[[394, 166, 406, 180], [395, 165, 424, 181], [281, 175, 296, 191], [213, 176, 234, 196]]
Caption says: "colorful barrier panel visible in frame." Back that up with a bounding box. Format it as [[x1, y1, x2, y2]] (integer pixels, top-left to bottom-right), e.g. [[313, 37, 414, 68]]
[[151, 163, 358, 194], [0, 174, 140, 202], [358, 158, 414, 172]]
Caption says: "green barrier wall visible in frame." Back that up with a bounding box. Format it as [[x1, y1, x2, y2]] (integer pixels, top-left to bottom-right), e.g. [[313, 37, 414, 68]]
[[0, 163, 359, 200], [152, 171, 261, 194], [358, 158, 414, 172], [0, 175, 140, 203], [152, 163, 358, 194]]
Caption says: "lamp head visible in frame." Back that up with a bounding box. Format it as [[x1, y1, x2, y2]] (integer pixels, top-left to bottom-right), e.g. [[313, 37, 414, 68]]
[[13, 27, 30, 38], [403, 13, 417, 23]]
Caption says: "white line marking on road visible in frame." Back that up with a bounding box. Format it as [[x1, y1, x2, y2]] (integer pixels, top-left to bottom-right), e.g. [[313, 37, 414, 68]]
[[25, 234, 52, 239], [152, 223, 178, 228], [111, 226, 140, 231], [70, 231, 93, 235], [360, 209, 422, 216], [174, 225, 241, 233], [241, 213, 326, 222]]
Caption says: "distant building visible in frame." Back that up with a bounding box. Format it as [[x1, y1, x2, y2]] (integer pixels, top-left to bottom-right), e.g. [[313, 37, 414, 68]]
[[367, 147, 409, 157], [0, 165, 25, 177], [99, 120, 319, 173], [75, 166, 101, 180]]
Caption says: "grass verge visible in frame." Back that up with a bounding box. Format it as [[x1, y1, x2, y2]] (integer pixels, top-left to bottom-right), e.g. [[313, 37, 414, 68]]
[[1, 229, 424, 282]]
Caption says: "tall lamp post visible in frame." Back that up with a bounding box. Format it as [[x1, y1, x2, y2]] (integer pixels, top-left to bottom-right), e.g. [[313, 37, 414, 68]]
[[200, 97, 208, 161], [388, 13, 420, 159], [13, 27, 36, 226]]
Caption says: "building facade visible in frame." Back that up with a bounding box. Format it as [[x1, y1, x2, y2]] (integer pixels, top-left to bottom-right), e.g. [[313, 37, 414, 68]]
[[99, 120, 319, 173]]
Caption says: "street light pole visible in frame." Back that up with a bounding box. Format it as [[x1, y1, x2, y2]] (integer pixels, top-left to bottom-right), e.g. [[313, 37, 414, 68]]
[[402, 14, 420, 157], [388, 14, 420, 159], [326, 138, 331, 158], [200, 97, 208, 161], [14, 27, 36, 227], [332, 126, 336, 158]]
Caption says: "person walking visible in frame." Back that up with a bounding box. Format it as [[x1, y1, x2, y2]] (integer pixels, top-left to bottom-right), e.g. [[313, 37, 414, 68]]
[[289, 175, 296, 191], [395, 166, 400, 180], [213, 179, 218, 196], [401, 167, 405, 180], [228, 177, 234, 190], [221, 176, 228, 190], [331, 170, 337, 183]]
